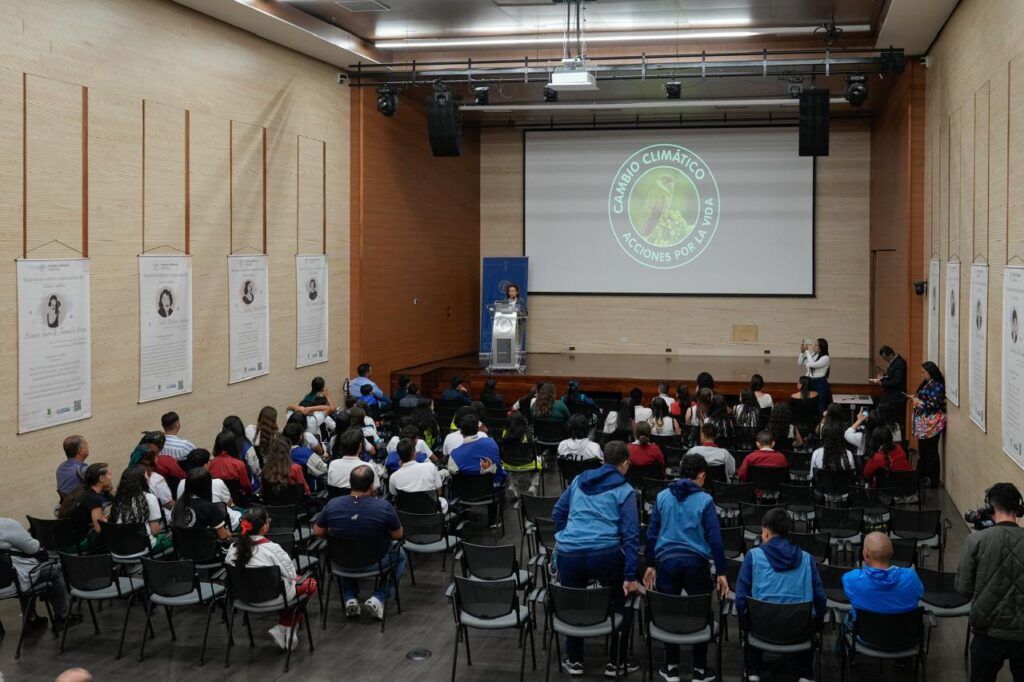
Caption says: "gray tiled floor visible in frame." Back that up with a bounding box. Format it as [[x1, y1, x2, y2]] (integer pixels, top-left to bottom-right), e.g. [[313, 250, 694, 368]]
[[0, 476, 1004, 681]]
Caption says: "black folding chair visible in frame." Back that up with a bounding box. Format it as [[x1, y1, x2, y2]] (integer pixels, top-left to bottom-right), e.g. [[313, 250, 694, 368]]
[[260, 483, 306, 508], [58, 552, 145, 659], [0, 550, 58, 658], [662, 445, 688, 476], [789, 532, 832, 564], [451, 473, 505, 536], [917, 566, 971, 656], [503, 440, 545, 495], [395, 490, 444, 514], [460, 541, 529, 588], [848, 485, 896, 530], [840, 607, 927, 681], [519, 494, 559, 564], [451, 576, 536, 682], [322, 535, 402, 632], [557, 458, 602, 490], [710, 481, 755, 527], [326, 484, 350, 499], [644, 591, 721, 679], [626, 464, 666, 488], [889, 507, 947, 570], [224, 564, 314, 672], [818, 563, 854, 619], [740, 598, 821, 682], [786, 451, 813, 481], [880, 470, 924, 509], [814, 469, 855, 506], [27, 516, 81, 556], [814, 506, 865, 565], [780, 482, 816, 530], [739, 502, 785, 544], [100, 521, 160, 568], [705, 464, 728, 485], [138, 557, 226, 664], [397, 510, 458, 584], [171, 526, 225, 576], [720, 526, 746, 560], [533, 420, 567, 458], [544, 584, 625, 681], [746, 465, 791, 501]]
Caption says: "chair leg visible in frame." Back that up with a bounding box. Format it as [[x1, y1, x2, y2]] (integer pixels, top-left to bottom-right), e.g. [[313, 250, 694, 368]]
[[520, 623, 529, 682], [304, 603, 315, 651], [138, 598, 154, 662], [164, 605, 177, 641], [544, 622, 553, 682], [407, 552, 417, 586], [529, 617, 537, 670], [963, 623, 971, 658], [199, 599, 216, 666], [243, 611, 255, 647], [225, 607, 236, 668], [284, 608, 298, 673], [59, 597, 77, 653], [116, 595, 136, 660], [321, 573, 334, 630], [86, 599, 101, 634], [464, 624, 473, 666], [450, 624, 460, 682], [14, 595, 33, 659]]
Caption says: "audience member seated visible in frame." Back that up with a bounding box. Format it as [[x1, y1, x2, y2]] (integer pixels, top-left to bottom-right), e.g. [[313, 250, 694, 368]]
[[649, 396, 680, 436], [558, 414, 604, 462], [349, 363, 386, 403], [313, 465, 405, 621], [627, 422, 665, 475], [222, 415, 257, 480], [734, 390, 762, 430], [357, 383, 383, 416], [751, 374, 773, 409], [57, 463, 113, 550], [767, 402, 804, 450], [552, 441, 640, 677], [529, 381, 570, 424], [388, 438, 447, 513], [260, 435, 312, 497], [705, 394, 735, 441], [655, 382, 677, 409], [442, 405, 490, 457], [391, 375, 411, 406], [562, 379, 599, 418], [441, 375, 473, 405], [170, 468, 232, 541], [685, 388, 714, 428], [810, 420, 855, 479], [350, 405, 381, 450], [56, 435, 90, 497], [398, 383, 422, 409], [696, 372, 716, 394], [247, 405, 281, 475], [686, 423, 736, 478], [176, 449, 237, 506], [384, 423, 432, 474], [160, 411, 196, 461], [630, 387, 653, 423], [862, 426, 911, 487], [735, 508, 826, 682], [603, 397, 636, 442], [644, 454, 728, 682], [737, 431, 788, 482], [448, 414, 507, 526], [501, 411, 541, 498], [226, 506, 317, 651], [669, 385, 690, 418], [108, 465, 172, 552], [284, 421, 327, 486], [0, 516, 77, 631], [790, 376, 820, 404], [208, 430, 253, 497], [479, 378, 504, 406], [128, 446, 173, 510], [843, 532, 923, 619], [327, 429, 381, 491]]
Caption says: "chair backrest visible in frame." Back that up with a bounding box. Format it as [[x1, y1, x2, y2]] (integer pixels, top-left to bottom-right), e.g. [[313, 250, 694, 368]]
[[650, 434, 681, 450], [59, 552, 115, 592], [100, 521, 151, 557], [710, 480, 755, 505], [395, 490, 442, 514], [785, 451, 813, 477], [740, 502, 785, 533], [454, 575, 518, 622], [501, 440, 536, 468], [662, 445, 688, 471], [747, 465, 791, 490], [223, 478, 246, 505], [460, 541, 517, 581], [880, 470, 921, 496], [27, 515, 81, 552], [641, 478, 670, 505], [533, 419, 567, 444], [745, 598, 813, 645], [327, 534, 391, 570], [265, 504, 299, 532], [451, 473, 496, 503], [521, 494, 559, 524], [917, 567, 970, 608], [558, 458, 602, 488], [141, 557, 198, 599], [890, 507, 941, 536], [813, 506, 864, 533], [814, 468, 855, 495], [534, 517, 557, 552], [704, 464, 728, 485], [853, 607, 925, 653], [788, 532, 831, 563], [172, 526, 221, 563], [261, 483, 306, 507], [779, 482, 814, 506], [326, 484, 350, 499], [721, 526, 746, 558], [848, 485, 895, 510], [226, 563, 284, 604], [626, 464, 664, 487], [265, 529, 297, 556], [889, 537, 918, 567], [548, 583, 613, 627], [397, 510, 446, 546], [646, 591, 712, 635]]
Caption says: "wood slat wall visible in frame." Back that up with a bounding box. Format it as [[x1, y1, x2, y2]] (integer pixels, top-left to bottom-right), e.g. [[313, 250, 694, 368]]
[[0, 0, 350, 519]]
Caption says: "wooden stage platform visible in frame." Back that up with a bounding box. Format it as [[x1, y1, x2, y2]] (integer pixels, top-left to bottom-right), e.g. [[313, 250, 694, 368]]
[[391, 352, 881, 405]]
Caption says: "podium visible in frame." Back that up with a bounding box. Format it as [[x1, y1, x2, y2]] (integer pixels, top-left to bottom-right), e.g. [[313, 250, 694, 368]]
[[486, 300, 527, 372]]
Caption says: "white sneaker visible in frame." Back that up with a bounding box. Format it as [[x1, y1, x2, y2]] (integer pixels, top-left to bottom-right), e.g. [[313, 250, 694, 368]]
[[268, 625, 289, 651], [345, 599, 361, 617], [363, 596, 384, 620], [746, 676, 761, 682]]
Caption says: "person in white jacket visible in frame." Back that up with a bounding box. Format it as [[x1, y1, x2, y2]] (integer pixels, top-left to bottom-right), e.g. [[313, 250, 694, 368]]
[[799, 337, 832, 412], [225, 507, 316, 652], [557, 415, 604, 462]]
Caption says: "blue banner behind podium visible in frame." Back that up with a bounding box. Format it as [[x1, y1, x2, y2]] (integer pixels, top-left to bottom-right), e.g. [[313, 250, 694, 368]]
[[480, 257, 528, 354]]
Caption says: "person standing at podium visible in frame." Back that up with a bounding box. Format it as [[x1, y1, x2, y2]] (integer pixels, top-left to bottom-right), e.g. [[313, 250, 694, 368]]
[[505, 283, 526, 311]]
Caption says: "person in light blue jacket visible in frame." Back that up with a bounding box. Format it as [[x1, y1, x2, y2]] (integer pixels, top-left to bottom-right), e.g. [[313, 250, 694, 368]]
[[842, 531, 923, 619], [735, 507, 826, 682], [552, 440, 641, 678], [643, 454, 729, 682]]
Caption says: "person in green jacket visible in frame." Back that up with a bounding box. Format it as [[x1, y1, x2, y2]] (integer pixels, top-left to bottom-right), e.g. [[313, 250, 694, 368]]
[[530, 382, 570, 423]]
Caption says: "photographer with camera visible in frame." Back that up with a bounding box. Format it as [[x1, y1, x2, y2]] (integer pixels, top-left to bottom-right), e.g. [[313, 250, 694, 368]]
[[956, 482, 1024, 681]]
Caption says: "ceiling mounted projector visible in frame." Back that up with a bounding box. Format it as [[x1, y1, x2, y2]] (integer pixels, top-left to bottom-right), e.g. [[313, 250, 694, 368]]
[[546, 58, 598, 91]]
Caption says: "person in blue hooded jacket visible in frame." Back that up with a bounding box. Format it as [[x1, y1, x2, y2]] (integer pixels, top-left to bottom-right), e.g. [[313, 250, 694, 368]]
[[842, 531, 923, 619], [643, 454, 729, 682], [552, 440, 641, 678], [735, 507, 826, 682]]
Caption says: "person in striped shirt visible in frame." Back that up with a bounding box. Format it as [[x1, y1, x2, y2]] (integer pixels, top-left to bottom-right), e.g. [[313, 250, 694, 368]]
[[161, 411, 196, 461]]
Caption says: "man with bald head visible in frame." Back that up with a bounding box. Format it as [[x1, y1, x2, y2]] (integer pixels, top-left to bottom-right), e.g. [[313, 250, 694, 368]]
[[842, 531, 923, 618]]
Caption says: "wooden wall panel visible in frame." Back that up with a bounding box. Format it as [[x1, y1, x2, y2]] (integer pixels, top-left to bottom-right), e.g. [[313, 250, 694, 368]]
[[1010, 54, 1024, 262], [974, 83, 990, 261], [961, 100, 975, 262], [0, 0, 349, 520], [297, 135, 325, 254], [142, 100, 187, 253], [480, 121, 871, 358], [24, 74, 85, 257], [230, 119, 265, 253], [949, 108, 961, 258]]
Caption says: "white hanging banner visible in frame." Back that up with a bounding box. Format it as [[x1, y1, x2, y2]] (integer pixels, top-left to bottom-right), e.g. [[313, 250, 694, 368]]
[[944, 261, 961, 406], [968, 264, 988, 432], [228, 255, 270, 383], [139, 255, 193, 402], [296, 255, 328, 368], [17, 259, 92, 433], [928, 259, 940, 362], [1002, 265, 1024, 466]]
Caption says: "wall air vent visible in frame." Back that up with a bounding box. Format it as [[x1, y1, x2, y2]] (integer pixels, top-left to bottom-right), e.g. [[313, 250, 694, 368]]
[[334, 0, 390, 12]]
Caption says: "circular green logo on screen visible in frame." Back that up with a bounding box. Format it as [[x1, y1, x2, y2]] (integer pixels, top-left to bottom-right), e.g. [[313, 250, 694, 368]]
[[607, 144, 720, 269]]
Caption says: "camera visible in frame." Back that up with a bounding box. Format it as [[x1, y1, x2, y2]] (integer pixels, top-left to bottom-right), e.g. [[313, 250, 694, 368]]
[[965, 505, 995, 530], [913, 280, 928, 296]]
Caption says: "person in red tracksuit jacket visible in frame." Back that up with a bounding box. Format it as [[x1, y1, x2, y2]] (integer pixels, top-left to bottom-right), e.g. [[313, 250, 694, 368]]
[[737, 430, 789, 481], [861, 426, 911, 487]]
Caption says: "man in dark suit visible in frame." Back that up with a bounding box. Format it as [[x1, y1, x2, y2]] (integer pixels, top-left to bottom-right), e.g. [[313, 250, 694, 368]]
[[871, 345, 907, 434]]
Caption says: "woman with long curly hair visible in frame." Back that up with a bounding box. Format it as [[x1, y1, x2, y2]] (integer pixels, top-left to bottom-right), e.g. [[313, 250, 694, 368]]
[[531, 381, 569, 423], [108, 465, 171, 551]]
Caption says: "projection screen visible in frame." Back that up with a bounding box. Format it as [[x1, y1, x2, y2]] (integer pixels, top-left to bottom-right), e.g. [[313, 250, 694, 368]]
[[523, 127, 815, 296]]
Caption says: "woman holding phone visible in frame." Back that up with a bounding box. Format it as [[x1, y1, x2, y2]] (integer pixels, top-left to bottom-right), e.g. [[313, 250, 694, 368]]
[[911, 361, 947, 488], [798, 337, 832, 412]]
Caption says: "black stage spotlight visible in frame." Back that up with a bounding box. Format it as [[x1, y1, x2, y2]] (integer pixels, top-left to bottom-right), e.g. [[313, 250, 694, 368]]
[[473, 86, 490, 106], [543, 86, 558, 102], [376, 85, 397, 117], [665, 81, 681, 99], [844, 74, 868, 107]]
